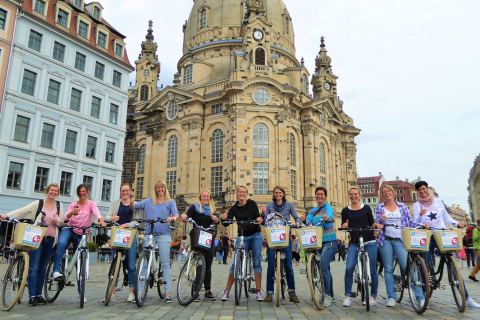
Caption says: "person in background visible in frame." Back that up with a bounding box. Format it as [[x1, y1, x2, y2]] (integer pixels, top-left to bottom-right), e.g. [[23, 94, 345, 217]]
[[179, 235, 189, 262], [291, 235, 300, 266], [465, 223, 476, 268], [221, 233, 230, 264]]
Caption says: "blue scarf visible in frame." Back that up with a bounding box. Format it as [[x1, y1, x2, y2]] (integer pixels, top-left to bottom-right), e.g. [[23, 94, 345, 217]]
[[194, 203, 211, 216]]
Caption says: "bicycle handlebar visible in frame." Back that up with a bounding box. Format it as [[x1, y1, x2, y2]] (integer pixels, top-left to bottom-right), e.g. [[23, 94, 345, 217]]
[[222, 219, 260, 225], [338, 226, 381, 232], [186, 218, 216, 231]]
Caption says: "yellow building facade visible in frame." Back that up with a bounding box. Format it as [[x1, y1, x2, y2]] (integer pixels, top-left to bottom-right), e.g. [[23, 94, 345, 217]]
[[124, 0, 361, 232]]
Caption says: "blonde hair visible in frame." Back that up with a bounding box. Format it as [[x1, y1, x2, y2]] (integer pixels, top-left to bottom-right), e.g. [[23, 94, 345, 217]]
[[380, 184, 396, 196], [196, 189, 216, 214], [153, 180, 171, 203], [236, 185, 248, 193], [348, 186, 361, 195], [44, 183, 59, 195]]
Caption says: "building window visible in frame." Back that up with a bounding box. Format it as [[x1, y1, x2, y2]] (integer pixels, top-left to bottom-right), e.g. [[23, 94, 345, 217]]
[[70, 88, 82, 111], [83, 175, 93, 192], [90, 96, 101, 118], [21, 70, 37, 96], [253, 123, 269, 158], [94, 62, 105, 80], [28, 30, 42, 52], [320, 176, 327, 188], [40, 123, 55, 148], [302, 74, 309, 93], [34, 1, 46, 15], [319, 143, 326, 174], [47, 79, 61, 104], [115, 43, 123, 57], [101, 179, 112, 201], [109, 103, 119, 125], [199, 9, 207, 28], [78, 20, 89, 38], [0, 9, 7, 30], [64, 129, 77, 154], [74, 0, 83, 9], [97, 31, 107, 48], [57, 8, 69, 28], [60, 171, 72, 195], [284, 15, 289, 34], [212, 103, 223, 114], [14, 115, 30, 142], [86, 135, 97, 159], [166, 100, 178, 120], [166, 171, 176, 197], [52, 41, 65, 62], [167, 135, 178, 168], [290, 169, 296, 198], [112, 70, 122, 87], [138, 144, 146, 174], [6, 162, 23, 189], [34, 167, 49, 192], [253, 162, 269, 195], [183, 64, 192, 85], [75, 52, 86, 71], [211, 129, 224, 163], [136, 177, 144, 199], [105, 142, 115, 163], [211, 166, 222, 196], [140, 85, 149, 101], [252, 88, 270, 105], [255, 47, 265, 65], [288, 133, 296, 166], [93, 6, 101, 20]]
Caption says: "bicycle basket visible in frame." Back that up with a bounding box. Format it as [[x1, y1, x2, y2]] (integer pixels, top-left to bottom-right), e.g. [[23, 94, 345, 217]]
[[109, 227, 137, 249], [191, 227, 215, 251], [401, 228, 431, 252], [296, 227, 323, 250], [263, 225, 290, 249], [432, 229, 463, 253], [13, 223, 47, 251]]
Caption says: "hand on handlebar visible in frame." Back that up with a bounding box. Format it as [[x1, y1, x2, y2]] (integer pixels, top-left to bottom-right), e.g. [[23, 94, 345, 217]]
[[256, 216, 263, 224], [221, 213, 228, 221], [111, 216, 120, 222], [341, 220, 348, 229]]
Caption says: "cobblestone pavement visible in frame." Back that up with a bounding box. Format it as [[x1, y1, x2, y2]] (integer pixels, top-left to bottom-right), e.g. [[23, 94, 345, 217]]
[[1, 256, 479, 319]]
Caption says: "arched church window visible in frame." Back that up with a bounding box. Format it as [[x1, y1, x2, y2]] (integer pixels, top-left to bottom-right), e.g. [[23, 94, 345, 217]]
[[319, 142, 326, 173], [302, 74, 309, 93], [199, 9, 207, 29], [253, 123, 269, 158], [255, 47, 265, 65], [288, 133, 296, 166], [285, 15, 290, 34], [167, 135, 178, 168], [138, 144, 146, 174], [183, 64, 192, 85], [211, 129, 224, 163], [140, 85, 149, 101]]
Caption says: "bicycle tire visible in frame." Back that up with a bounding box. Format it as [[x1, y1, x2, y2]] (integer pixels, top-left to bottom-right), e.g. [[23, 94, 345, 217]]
[[135, 252, 150, 307], [78, 250, 87, 308], [392, 257, 404, 303], [361, 254, 370, 311], [104, 251, 122, 305], [44, 256, 64, 303], [244, 252, 253, 298], [306, 254, 316, 304], [354, 264, 361, 298], [234, 250, 243, 306], [1, 251, 29, 311], [447, 255, 466, 312], [407, 255, 429, 314], [177, 252, 206, 306], [275, 251, 281, 307], [280, 260, 286, 300], [311, 254, 325, 310], [157, 263, 166, 299]]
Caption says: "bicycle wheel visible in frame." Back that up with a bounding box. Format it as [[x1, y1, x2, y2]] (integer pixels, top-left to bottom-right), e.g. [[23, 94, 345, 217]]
[[79, 250, 87, 309], [157, 263, 166, 299], [177, 252, 206, 306], [447, 255, 466, 312], [353, 264, 361, 298], [135, 252, 150, 307], [306, 254, 316, 303], [392, 257, 404, 303], [275, 251, 281, 307], [1, 252, 29, 311], [244, 252, 253, 298], [234, 250, 243, 305], [407, 255, 429, 314], [280, 259, 286, 300], [361, 254, 370, 311], [104, 251, 122, 306], [44, 256, 64, 303]]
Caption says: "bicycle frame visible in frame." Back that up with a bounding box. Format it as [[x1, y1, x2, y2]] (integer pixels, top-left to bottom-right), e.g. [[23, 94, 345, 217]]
[[62, 234, 89, 283], [357, 234, 373, 290]]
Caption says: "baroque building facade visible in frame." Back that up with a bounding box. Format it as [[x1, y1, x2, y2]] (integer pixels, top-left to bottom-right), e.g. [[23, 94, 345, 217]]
[[468, 154, 480, 222], [124, 0, 360, 224]]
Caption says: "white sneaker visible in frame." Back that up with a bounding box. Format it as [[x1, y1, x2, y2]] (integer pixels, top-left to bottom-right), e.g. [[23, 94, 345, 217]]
[[221, 290, 229, 301], [323, 295, 332, 307], [363, 296, 376, 306], [342, 296, 352, 307], [387, 298, 396, 307], [467, 297, 480, 308], [127, 292, 135, 303], [52, 272, 64, 281]]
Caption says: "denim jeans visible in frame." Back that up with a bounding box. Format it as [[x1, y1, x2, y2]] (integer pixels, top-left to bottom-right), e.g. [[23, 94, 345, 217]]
[[53, 228, 81, 273], [266, 241, 295, 293], [319, 241, 338, 297], [229, 232, 263, 274], [344, 241, 378, 297], [28, 236, 55, 298], [126, 237, 138, 288], [154, 234, 173, 295], [379, 239, 408, 299]]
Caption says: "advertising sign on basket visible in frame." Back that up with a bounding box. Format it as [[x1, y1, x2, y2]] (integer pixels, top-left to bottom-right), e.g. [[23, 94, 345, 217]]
[[198, 230, 213, 248], [409, 230, 429, 249], [301, 229, 318, 248], [112, 229, 133, 248], [270, 226, 288, 244], [439, 231, 460, 249], [22, 226, 43, 246]]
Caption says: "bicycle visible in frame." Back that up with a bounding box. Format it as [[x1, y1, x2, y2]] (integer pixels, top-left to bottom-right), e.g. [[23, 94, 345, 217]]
[[1, 217, 46, 311], [222, 219, 259, 306], [134, 218, 171, 307], [338, 226, 379, 311], [426, 226, 466, 312], [43, 224, 102, 308], [176, 218, 216, 306]]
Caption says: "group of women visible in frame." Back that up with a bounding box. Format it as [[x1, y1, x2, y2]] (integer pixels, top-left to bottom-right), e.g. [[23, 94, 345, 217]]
[[2, 179, 480, 311]]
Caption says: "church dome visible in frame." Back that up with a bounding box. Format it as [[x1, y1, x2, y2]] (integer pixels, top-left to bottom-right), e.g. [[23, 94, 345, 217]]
[[183, 0, 295, 55]]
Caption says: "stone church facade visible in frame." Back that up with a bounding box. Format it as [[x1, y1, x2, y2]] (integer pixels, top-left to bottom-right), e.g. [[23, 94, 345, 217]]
[[123, 0, 360, 224]]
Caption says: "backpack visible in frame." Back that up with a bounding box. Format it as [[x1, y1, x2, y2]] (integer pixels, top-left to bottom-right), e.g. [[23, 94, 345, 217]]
[[34, 199, 61, 223]]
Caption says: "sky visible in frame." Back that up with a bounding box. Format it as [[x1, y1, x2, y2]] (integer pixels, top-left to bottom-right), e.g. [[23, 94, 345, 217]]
[[100, 0, 480, 211]]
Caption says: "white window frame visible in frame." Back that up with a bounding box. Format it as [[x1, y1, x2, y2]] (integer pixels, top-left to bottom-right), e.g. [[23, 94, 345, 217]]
[[55, 3, 72, 29]]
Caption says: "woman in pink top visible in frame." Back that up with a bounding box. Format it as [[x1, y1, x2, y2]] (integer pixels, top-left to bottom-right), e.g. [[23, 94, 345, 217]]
[[0, 183, 65, 306], [51, 184, 106, 295]]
